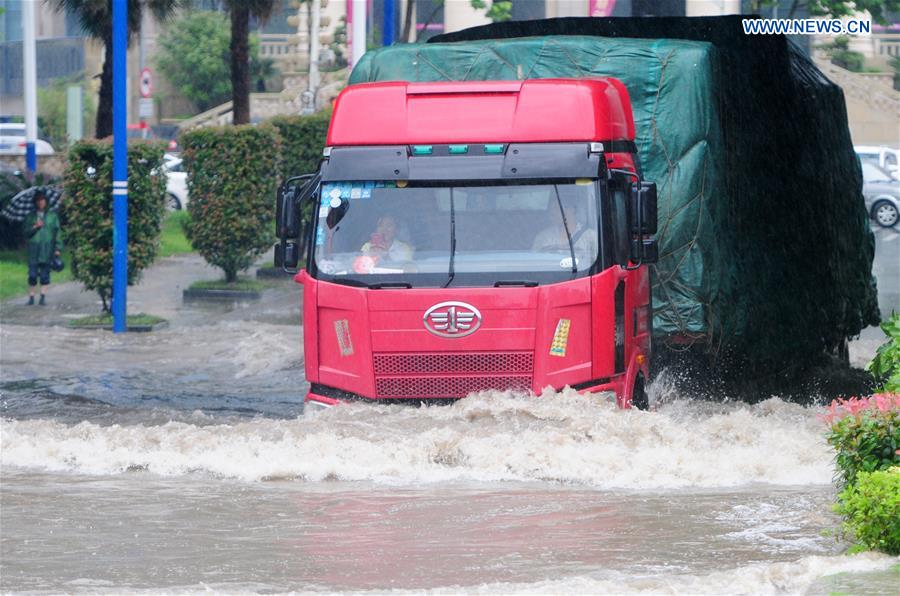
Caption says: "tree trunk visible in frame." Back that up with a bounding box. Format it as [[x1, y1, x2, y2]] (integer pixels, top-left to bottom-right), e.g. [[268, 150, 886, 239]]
[[225, 267, 238, 283], [231, 5, 251, 125], [401, 0, 414, 43], [96, 34, 114, 139]]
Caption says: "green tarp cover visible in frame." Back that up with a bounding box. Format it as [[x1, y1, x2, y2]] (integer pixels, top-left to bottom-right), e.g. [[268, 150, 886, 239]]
[[349, 27, 879, 367]]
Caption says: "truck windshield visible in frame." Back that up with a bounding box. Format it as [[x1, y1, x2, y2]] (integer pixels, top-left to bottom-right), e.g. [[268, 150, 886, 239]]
[[312, 181, 600, 287]]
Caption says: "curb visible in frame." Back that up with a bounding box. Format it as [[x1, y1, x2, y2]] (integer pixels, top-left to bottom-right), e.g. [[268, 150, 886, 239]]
[[68, 320, 169, 333], [256, 267, 293, 279], [183, 288, 262, 301]]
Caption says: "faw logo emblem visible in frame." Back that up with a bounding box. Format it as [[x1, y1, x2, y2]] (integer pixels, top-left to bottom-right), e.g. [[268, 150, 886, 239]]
[[423, 301, 482, 338]]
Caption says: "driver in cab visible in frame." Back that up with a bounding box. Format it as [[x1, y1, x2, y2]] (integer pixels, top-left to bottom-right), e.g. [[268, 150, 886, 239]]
[[532, 203, 594, 254], [354, 215, 414, 273]]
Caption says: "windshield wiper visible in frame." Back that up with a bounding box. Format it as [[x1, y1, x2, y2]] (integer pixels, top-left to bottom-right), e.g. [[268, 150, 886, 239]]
[[494, 280, 538, 287], [554, 185, 578, 274], [328, 278, 411, 289], [369, 281, 412, 289], [443, 187, 456, 288]]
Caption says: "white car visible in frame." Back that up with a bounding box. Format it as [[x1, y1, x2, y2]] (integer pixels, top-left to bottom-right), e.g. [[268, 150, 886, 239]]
[[0, 122, 56, 155], [163, 154, 188, 210], [855, 145, 899, 180]]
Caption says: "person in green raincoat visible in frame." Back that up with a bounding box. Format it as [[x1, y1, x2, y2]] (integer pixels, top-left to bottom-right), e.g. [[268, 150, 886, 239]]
[[23, 191, 62, 306]]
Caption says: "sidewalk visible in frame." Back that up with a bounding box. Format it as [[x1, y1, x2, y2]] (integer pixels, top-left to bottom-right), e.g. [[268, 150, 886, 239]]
[[0, 253, 302, 329]]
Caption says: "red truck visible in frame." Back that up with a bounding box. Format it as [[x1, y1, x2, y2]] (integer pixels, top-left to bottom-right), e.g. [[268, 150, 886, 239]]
[[276, 78, 658, 409]]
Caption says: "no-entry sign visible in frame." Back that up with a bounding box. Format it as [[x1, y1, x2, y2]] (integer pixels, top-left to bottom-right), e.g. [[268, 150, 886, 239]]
[[140, 68, 152, 98]]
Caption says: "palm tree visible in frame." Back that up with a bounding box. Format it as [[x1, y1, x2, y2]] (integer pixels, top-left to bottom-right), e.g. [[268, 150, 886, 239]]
[[53, 0, 181, 139], [225, 0, 276, 125]]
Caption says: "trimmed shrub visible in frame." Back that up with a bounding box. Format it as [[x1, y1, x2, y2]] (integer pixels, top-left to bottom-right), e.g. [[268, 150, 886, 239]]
[[269, 110, 330, 179], [868, 313, 900, 393], [835, 467, 900, 555], [824, 394, 900, 488], [62, 140, 167, 311], [181, 124, 280, 282]]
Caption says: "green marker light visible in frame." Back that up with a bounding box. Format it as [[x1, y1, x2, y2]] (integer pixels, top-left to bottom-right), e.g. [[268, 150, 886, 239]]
[[484, 144, 504, 154], [449, 144, 469, 155], [412, 145, 433, 155]]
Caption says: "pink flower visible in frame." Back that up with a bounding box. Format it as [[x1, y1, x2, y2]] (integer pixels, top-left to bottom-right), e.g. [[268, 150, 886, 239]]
[[821, 392, 898, 427]]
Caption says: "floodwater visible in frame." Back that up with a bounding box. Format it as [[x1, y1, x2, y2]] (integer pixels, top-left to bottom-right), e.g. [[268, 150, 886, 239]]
[[2, 315, 898, 594]]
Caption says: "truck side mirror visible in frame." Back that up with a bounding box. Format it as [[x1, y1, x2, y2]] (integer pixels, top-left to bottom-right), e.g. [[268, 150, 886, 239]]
[[275, 173, 317, 272], [277, 185, 300, 239], [281, 239, 300, 269], [630, 181, 658, 235]]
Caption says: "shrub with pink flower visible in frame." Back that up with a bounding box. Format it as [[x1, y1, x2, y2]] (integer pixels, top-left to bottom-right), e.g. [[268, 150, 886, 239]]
[[824, 393, 899, 488]]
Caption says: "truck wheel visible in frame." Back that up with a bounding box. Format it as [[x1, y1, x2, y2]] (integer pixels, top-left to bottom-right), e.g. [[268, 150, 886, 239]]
[[631, 373, 649, 410], [872, 200, 899, 228]]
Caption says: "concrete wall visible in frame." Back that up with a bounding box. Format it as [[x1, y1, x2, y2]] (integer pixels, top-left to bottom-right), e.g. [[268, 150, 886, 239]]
[[846, 94, 900, 146]]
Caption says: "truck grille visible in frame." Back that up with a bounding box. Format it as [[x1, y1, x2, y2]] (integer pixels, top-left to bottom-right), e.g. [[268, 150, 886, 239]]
[[373, 352, 533, 399]]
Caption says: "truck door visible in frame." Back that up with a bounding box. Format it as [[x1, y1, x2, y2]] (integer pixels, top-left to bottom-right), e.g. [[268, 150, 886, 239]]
[[607, 173, 632, 376]]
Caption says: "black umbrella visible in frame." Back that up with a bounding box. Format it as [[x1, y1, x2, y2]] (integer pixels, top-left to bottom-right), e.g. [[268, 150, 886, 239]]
[[1, 185, 63, 222]]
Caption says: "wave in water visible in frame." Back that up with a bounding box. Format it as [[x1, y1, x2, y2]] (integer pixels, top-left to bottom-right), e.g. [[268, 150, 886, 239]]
[[374, 553, 898, 596], [1, 390, 834, 488]]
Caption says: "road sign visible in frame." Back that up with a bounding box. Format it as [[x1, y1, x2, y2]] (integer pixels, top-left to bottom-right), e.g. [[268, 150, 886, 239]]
[[139, 67, 152, 98], [139, 97, 153, 119]]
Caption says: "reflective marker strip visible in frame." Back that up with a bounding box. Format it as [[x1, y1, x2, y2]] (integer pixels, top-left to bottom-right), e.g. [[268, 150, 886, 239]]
[[113, 181, 128, 195], [113, 189, 128, 195]]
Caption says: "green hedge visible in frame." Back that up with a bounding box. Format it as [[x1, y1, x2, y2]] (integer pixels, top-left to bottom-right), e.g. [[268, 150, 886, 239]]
[[825, 395, 900, 488], [181, 124, 281, 282], [869, 313, 900, 393], [835, 467, 900, 555], [63, 141, 166, 311], [825, 394, 900, 556], [269, 110, 330, 179]]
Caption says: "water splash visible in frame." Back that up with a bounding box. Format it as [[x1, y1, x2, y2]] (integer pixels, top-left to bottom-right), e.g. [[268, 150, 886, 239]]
[[1, 390, 834, 488]]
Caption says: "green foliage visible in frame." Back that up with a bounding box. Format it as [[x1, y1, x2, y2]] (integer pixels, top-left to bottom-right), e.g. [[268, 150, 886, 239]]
[[835, 467, 900, 555], [181, 125, 280, 282], [69, 313, 166, 327], [51, 0, 181, 137], [819, 36, 866, 72], [269, 111, 330, 233], [826, 397, 899, 488], [156, 10, 273, 112], [327, 16, 349, 70], [0, 248, 73, 301], [869, 313, 900, 393], [62, 141, 167, 311], [159, 211, 193, 257], [189, 277, 269, 291], [470, 0, 512, 21], [269, 111, 331, 178], [37, 77, 95, 149]]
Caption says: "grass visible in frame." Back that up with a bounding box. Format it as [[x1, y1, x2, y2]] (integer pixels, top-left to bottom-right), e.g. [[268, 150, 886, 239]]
[[159, 211, 193, 257], [1, 212, 193, 302], [69, 313, 166, 328], [0, 248, 73, 302], [189, 277, 271, 292]]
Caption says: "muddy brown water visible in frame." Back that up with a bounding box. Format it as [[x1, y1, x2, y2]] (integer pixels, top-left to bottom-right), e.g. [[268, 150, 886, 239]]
[[1, 311, 898, 593]]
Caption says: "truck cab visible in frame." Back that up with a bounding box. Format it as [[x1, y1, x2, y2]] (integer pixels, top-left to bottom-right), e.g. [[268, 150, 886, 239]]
[[277, 79, 658, 409]]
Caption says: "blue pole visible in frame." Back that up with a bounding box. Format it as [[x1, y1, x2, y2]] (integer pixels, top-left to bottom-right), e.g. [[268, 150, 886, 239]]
[[383, 0, 394, 47], [25, 144, 36, 173], [112, 0, 128, 333], [22, 0, 37, 175]]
